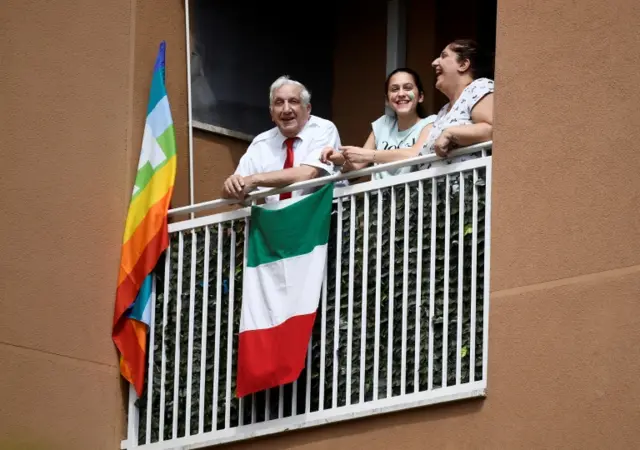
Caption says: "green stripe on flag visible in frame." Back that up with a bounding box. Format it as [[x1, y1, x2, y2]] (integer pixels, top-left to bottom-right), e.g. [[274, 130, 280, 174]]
[[157, 124, 177, 159], [247, 183, 334, 267], [131, 125, 176, 200], [133, 163, 154, 197], [131, 153, 176, 201]]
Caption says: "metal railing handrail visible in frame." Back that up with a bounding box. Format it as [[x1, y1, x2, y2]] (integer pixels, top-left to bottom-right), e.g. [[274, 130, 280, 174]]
[[168, 141, 492, 217]]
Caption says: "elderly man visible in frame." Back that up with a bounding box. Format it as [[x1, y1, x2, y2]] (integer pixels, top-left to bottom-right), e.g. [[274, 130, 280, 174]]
[[222, 75, 341, 203]]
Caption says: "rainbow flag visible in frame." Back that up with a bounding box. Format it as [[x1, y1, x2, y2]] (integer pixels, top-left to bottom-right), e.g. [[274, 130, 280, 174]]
[[112, 41, 177, 397]]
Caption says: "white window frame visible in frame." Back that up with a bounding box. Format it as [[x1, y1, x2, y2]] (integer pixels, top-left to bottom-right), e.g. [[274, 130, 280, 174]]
[[386, 0, 407, 75]]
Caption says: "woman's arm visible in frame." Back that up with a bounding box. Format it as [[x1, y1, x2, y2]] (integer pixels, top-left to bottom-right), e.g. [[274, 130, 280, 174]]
[[436, 94, 493, 155], [336, 132, 376, 172], [341, 124, 434, 165], [372, 124, 433, 163], [442, 122, 492, 147]]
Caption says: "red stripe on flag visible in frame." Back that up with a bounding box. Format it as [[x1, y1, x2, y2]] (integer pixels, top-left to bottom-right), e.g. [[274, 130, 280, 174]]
[[114, 319, 147, 396], [236, 312, 316, 398], [112, 219, 168, 327], [112, 222, 168, 397]]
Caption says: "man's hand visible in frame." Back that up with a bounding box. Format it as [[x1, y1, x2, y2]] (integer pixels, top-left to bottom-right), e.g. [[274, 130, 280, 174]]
[[329, 152, 346, 166], [320, 146, 334, 163], [340, 146, 374, 164], [320, 146, 347, 167], [223, 174, 256, 200]]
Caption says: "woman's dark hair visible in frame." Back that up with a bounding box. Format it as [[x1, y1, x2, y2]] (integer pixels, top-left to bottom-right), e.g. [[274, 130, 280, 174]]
[[448, 39, 494, 80], [384, 67, 428, 118]]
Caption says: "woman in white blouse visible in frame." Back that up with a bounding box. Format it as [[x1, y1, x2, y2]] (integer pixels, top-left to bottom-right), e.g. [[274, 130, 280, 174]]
[[424, 39, 494, 168]]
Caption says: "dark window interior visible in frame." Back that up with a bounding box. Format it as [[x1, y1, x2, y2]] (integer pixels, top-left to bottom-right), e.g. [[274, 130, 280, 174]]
[[190, 0, 497, 136], [190, 0, 337, 136]]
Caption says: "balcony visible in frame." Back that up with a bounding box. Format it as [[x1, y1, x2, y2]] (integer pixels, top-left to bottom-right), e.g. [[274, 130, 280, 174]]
[[122, 142, 492, 450]]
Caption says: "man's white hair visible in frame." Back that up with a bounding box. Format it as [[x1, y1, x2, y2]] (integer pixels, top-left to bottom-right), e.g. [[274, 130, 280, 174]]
[[269, 75, 311, 106]]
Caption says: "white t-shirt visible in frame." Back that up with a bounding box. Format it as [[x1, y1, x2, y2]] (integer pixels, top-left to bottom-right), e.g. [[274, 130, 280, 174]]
[[422, 78, 494, 168], [235, 115, 341, 203], [370, 114, 437, 179]]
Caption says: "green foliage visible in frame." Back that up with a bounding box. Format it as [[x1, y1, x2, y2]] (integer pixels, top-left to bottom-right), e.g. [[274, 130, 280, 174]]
[[136, 170, 487, 444]]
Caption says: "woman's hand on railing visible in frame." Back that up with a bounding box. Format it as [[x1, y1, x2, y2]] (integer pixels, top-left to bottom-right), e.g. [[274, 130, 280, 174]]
[[434, 130, 454, 157], [435, 123, 493, 155], [340, 146, 375, 164]]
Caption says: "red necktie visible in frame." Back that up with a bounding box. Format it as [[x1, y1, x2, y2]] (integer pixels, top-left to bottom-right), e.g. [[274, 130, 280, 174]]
[[280, 137, 296, 200]]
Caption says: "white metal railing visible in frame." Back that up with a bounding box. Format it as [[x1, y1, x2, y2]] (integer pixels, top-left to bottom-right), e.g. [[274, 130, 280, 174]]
[[122, 142, 492, 450]]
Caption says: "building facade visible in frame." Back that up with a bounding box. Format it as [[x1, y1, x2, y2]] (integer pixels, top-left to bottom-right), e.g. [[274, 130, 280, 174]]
[[2, 0, 640, 449]]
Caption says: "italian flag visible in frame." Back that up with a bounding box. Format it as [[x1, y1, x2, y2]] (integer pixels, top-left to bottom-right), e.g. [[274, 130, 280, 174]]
[[237, 183, 334, 398]]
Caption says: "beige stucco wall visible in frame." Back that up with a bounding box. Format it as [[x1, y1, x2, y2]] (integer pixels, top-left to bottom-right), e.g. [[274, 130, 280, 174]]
[[190, 130, 247, 212], [0, 0, 187, 448]]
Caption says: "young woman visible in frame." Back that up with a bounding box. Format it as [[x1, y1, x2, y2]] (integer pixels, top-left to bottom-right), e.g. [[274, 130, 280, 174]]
[[321, 68, 437, 179]]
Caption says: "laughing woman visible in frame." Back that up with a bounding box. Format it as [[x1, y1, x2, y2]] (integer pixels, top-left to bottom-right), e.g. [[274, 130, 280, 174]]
[[423, 39, 494, 168], [321, 68, 436, 179]]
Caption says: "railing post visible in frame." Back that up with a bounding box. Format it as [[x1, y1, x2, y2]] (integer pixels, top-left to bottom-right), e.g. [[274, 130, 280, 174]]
[[126, 384, 140, 449], [482, 155, 493, 386]]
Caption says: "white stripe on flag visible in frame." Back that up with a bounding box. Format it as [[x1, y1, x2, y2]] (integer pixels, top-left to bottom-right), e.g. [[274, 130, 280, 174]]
[[147, 95, 172, 138], [138, 124, 168, 170], [240, 244, 327, 332]]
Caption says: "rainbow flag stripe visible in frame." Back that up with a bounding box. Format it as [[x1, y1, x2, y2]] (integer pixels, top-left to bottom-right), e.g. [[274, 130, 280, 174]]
[[112, 41, 176, 397]]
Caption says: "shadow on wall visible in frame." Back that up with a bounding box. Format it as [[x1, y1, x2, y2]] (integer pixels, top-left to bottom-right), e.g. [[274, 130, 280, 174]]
[[222, 398, 485, 450], [0, 438, 69, 450]]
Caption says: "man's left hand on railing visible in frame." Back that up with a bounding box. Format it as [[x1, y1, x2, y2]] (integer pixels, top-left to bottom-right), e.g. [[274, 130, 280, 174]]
[[222, 174, 255, 200]]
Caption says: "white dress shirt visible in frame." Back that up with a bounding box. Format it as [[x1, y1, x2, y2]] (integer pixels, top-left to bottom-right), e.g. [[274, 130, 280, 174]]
[[235, 115, 341, 203]]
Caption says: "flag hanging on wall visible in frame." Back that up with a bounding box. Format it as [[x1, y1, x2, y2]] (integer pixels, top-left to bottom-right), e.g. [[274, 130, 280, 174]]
[[112, 41, 177, 397], [236, 183, 334, 397]]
